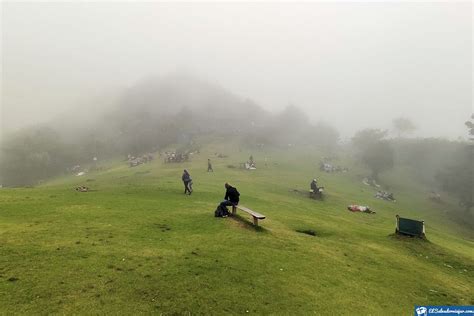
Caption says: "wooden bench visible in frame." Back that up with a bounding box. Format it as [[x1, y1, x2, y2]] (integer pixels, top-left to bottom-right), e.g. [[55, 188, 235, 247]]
[[231, 205, 266, 226]]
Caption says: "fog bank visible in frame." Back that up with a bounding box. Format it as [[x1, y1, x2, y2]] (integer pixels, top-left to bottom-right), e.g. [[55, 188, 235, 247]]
[[1, 2, 472, 139]]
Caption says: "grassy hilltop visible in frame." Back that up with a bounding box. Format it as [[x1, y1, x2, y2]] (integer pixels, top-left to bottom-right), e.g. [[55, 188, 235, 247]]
[[0, 141, 472, 315]]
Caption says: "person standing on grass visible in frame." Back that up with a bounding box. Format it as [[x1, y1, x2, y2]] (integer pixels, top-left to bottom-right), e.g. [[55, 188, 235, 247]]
[[207, 159, 213, 172], [182, 169, 193, 195]]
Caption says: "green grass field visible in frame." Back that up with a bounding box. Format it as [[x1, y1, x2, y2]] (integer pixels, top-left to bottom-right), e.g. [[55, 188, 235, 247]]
[[1, 141, 473, 315]]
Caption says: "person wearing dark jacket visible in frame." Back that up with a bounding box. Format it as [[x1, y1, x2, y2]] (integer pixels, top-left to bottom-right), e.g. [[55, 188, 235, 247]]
[[217, 183, 240, 216], [224, 183, 239, 204], [182, 169, 193, 195], [310, 178, 324, 199]]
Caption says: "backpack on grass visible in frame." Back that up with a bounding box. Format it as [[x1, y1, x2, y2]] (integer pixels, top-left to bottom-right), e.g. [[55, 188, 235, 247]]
[[214, 205, 229, 217]]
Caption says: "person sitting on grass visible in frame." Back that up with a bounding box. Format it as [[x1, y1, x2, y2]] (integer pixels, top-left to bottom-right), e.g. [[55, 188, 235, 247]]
[[75, 186, 89, 192], [310, 179, 324, 199], [182, 169, 193, 195], [215, 183, 240, 217]]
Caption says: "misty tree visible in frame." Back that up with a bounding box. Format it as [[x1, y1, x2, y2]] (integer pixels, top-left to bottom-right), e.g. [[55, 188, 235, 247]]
[[250, 105, 312, 147], [0, 127, 75, 186], [465, 114, 474, 141], [391, 138, 464, 186], [392, 117, 416, 137], [436, 145, 473, 214], [311, 122, 340, 152], [277, 104, 310, 127], [352, 129, 393, 179], [360, 141, 394, 180], [352, 128, 387, 151], [274, 105, 310, 144], [436, 116, 474, 215], [0, 75, 346, 186]]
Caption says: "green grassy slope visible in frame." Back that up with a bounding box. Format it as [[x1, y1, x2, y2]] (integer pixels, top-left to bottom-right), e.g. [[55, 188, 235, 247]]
[[0, 142, 472, 315]]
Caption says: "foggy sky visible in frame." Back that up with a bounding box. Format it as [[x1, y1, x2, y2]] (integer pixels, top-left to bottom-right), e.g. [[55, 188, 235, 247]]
[[1, 1, 472, 139]]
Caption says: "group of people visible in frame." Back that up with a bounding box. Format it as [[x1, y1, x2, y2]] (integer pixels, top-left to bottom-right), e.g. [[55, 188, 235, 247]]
[[128, 153, 154, 167], [183, 157, 386, 219], [362, 177, 381, 188], [319, 162, 348, 173], [374, 190, 396, 202], [164, 151, 189, 163], [429, 191, 441, 202], [242, 155, 256, 170], [181, 169, 240, 217], [75, 186, 89, 192], [181, 166, 389, 220]]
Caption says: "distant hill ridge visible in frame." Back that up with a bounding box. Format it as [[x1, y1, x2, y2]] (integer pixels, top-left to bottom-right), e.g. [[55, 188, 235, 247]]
[[0, 73, 339, 186]]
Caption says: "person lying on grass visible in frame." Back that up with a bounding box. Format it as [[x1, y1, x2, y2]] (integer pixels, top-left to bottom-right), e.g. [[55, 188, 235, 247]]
[[75, 186, 89, 192], [347, 205, 376, 214], [215, 183, 240, 217]]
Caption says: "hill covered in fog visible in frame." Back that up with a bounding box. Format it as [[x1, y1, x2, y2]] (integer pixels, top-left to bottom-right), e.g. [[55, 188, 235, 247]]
[[0, 73, 339, 186]]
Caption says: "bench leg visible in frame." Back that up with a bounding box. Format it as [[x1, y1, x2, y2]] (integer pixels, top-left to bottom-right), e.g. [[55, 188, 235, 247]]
[[253, 217, 258, 226], [232, 205, 236, 215]]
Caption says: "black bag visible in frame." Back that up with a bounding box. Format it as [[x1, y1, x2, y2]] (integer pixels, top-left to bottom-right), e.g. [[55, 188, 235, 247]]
[[214, 205, 229, 217]]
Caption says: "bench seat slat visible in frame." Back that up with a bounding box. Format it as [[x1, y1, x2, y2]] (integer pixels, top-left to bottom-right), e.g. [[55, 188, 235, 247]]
[[235, 205, 266, 219]]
